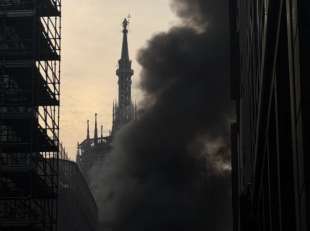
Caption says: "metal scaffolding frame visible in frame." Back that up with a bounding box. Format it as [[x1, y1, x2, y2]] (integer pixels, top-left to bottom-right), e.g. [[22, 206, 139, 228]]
[[0, 1, 61, 231]]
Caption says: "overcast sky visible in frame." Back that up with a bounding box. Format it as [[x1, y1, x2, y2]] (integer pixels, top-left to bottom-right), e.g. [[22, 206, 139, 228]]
[[60, 0, 179, 158]]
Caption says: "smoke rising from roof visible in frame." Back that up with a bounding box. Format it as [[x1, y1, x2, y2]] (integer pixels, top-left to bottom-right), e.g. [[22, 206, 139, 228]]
[[90, 0, 233, 230]]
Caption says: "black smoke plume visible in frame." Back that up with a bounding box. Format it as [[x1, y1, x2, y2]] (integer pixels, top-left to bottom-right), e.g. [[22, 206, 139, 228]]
[[90, 1, 233, 230]]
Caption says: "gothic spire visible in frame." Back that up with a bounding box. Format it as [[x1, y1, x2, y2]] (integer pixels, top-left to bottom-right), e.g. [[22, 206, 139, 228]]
[[121, 18, 129, 61], [94, 113, 98, 144], [113, 17, 134, 132], [86, 120, 90, 140]]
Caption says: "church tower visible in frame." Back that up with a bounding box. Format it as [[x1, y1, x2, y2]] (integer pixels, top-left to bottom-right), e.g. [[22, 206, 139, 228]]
[[113, 18, 134, 132]]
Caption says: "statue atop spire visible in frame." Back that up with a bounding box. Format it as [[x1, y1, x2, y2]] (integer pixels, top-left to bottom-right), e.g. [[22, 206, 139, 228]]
[[123, 18, 129, 31]]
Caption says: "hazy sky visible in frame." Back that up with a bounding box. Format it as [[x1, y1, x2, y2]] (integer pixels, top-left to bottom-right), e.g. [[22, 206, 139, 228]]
[[61, 0, 179, 158]]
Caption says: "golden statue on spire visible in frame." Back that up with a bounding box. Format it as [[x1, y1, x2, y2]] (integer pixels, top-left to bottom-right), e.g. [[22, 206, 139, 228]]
[[122, 18, 129, 30]]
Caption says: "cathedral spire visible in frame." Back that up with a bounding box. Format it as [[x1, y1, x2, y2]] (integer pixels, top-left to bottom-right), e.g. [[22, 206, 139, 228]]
[[114, 17, 134, 132], [101, 125, 103, 139], [94, 113, 98, 145], [121, 18, 129, 61], [86, 120, 90, 140]]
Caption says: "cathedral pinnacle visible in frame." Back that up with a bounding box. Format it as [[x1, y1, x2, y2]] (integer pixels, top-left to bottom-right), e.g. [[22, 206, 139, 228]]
[[94, 113, 98, 144], [86, 120, 90, 140]]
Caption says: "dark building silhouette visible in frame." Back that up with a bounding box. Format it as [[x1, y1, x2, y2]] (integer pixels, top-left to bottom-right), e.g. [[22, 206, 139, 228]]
[[76, 115, 112, 182], [230, 1, 310, 231], [0, 1, 61, 231], [77, 18, 136, 181], [58, 147, 98, 231]]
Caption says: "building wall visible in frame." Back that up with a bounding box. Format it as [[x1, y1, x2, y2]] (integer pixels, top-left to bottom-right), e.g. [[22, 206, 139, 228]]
[[58, 160, 98, 231], [231, 0, 309, 230], [77, 137, 111, 182]]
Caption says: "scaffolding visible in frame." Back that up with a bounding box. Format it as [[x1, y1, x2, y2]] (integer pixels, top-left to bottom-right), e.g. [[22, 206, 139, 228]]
[[0, 1, 61, 231]]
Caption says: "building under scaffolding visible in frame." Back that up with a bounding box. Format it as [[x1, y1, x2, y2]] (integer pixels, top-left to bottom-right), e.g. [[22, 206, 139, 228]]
[[0, 0, 61, 231], [77, 18, 136, 181]]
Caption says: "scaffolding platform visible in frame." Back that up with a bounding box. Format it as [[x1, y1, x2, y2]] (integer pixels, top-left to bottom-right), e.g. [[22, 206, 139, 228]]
[[0, 0, 60, 17]]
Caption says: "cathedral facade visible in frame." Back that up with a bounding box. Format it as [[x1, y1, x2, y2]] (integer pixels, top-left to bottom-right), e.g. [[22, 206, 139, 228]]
[[76, 18, 136, 181]]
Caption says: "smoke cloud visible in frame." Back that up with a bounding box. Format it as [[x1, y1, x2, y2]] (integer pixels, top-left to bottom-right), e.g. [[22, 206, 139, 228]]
[[90, 0, 233, 230]]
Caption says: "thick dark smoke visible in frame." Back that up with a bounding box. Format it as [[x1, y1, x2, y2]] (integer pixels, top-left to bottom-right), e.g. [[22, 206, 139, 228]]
[[90, 1, 233, 230]]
